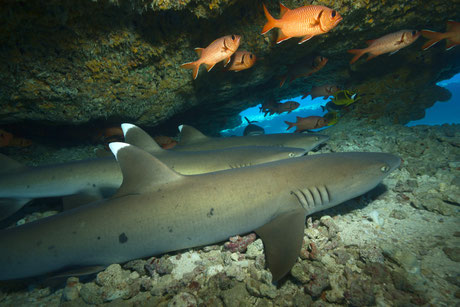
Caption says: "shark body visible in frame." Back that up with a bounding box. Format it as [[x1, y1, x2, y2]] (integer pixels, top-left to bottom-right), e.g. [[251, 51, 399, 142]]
[[171, 125, 330, 152], [0, 143, 400, 281]]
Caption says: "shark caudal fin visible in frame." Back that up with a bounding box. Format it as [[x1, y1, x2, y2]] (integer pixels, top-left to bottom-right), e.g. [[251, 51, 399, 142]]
[[0, 154, 32, 220], [121, 123, 163, 154], [177, 125, 210, 145], [109, 142, 182, 196], [255, 208, 306, 282]]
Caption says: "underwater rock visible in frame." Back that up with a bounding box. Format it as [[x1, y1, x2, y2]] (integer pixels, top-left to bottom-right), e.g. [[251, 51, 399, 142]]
[[61, 277, 81, 302], [443, 247, 460, 262], [0, 0, 459, 138]]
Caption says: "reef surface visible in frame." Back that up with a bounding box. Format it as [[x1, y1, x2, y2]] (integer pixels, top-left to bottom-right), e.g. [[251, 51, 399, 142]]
[[1, 118, 458, 306]]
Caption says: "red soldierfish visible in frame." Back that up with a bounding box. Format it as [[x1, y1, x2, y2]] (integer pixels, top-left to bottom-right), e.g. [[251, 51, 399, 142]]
[[347, 30, 421, 64], [227, 50, 257, 72], [301, 84, 340, 100], [261, 3, 342, 44], [181, 35, 241, 79], [280, 56, 328, 87], [285, 116, 328, 132], [421, 20, 460, 51]]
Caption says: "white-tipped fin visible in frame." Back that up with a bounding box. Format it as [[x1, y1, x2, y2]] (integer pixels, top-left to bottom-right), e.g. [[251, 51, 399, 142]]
[[121, 124, 163, 153], [121, 123, 137, 137], [109, 142, 130, 160], [111, 143, 182, 196], [178, 125, 184, 132], [177, 125, 209, 145]]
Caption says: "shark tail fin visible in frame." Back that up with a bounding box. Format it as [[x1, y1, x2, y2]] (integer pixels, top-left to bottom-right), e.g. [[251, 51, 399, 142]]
[[121, 123, 163, 154], [177, 125, 210, 145], [0, 198, 31, 221], [109, 142, 182, 196]]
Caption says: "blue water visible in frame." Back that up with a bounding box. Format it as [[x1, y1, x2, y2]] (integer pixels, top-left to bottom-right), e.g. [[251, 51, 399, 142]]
[[221, 96, 330, 136], [222, 73, 460, 136], [407, 74, 460, 126]]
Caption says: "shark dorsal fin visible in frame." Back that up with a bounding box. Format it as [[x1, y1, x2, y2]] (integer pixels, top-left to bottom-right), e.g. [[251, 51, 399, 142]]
[[255, 208, 306, 282], [109, 143, 182, 195], [121, 123, 163, 154], [178, 125, 209, 145]]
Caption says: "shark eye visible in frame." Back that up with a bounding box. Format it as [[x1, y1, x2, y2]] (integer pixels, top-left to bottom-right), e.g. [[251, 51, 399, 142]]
[[288, 152, 296, 157], [315, 136, 320, 141], [231, 35, 235, 40], [331, 10, 336, 18], [380, 165, 390, 173]]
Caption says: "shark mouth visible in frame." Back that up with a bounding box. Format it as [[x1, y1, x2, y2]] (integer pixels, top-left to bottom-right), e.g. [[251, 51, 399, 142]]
[[291, 185, 331, 211]]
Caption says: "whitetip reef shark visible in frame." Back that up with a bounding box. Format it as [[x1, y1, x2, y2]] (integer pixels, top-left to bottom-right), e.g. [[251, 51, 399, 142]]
[[0, 124, 314, 220], [0, 142, 400, 281], [171, 124, 330, 152]]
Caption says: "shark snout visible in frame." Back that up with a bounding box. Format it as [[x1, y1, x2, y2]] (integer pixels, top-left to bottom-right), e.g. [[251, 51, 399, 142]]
[[385, 153, 401, 173]]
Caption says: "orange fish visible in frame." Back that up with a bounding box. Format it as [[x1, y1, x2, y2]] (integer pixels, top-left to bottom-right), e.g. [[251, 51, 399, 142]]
[[0, 129, 32, 148], [181, 35, 241, 79], [285, 116, 328, 132], [154, 135, 178, 149], [301, 84, 340, 100], [280, 56, 328, 87], [421, 20, 460, 50], [347, 30, 421, 64], [261, 3, 342, 44], [227, 51, 257, 72]]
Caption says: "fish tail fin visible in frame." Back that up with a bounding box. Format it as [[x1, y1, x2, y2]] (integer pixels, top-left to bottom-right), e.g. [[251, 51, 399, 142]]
[[284, 121, 295, 130], [420, 30, 446, 50], [301, 92, 309, 99], [279, 74, 287, 87], [347, 49, 366, 64], [261, 3, 278, 35], [181, 61, 201, 80]]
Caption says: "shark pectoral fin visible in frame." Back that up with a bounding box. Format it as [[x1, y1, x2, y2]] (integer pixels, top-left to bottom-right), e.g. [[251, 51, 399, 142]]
[[0, 198, 31, 220], [255, 208, 306, 282], [62, 194, 105, 211], [109, 143, 183, 195], [0, 153, 28, 174], [121, 123, 163, 154], [177, 125, 209, 145]]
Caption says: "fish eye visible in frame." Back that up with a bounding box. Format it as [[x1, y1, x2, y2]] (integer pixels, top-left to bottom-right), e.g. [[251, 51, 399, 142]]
[[380, 165, 390, 173], [249, 54, 253, 59], [231, 35, 235, 40], [331, 10, 336, 18], [412, 30, 417, 36], [288, 152, 296, 157]]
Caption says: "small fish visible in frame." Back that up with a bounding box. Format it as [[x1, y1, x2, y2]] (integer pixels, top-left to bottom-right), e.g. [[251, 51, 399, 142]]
[[261, 3, 342, 44], [280, 56, 328, 87], [260, 100, 280, 117], [330, 90, 359, 106], [181, 35, 241, 79], [323, 112, 339, 126], [301, 84, 341, 100], [274, 100, 300, 115], [421, 20, 459, 50], [285, 116, 328, 132], [0, 129, 32, 148], [227, 51, 257, 72], [348, 30, 421, 64], [153, 135, 178, 149]]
